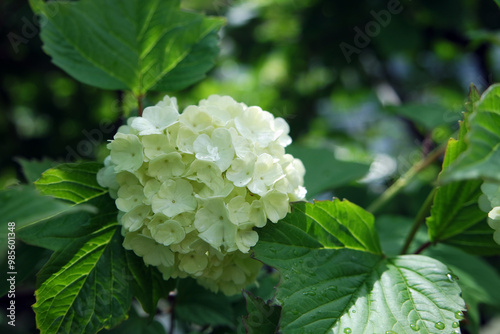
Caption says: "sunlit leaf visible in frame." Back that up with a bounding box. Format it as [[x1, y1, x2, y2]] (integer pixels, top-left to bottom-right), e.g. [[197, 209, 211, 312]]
[[30, 0, 224, 95], [35, 162, 106, 204], [441, 84, 500, 183], [254, 201, 466, 334], [34, 225, 132, 334]]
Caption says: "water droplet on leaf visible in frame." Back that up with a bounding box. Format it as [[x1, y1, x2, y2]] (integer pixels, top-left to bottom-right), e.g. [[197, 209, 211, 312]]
[[303, 290, 316, 296], [343, 328, 352, 334], [410, 323, 420, 331], [435, 322, 445, 330], [452, 322, 460, 328], [454, 311, 464, 320]]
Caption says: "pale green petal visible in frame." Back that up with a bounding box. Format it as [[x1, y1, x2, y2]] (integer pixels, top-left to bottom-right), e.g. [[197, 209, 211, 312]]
[[149, 215, 185, 246], [109, 133, 144, 172], [261, 190, 289, 223], [148, 152, 185, 181], [142, 134, 175, 160], [179, 252, 208, 275], [121, 205, 151, 232]]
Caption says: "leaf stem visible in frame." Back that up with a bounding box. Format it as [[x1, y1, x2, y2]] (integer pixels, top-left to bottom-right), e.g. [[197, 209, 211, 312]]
[[400, 188, 436, 254], [413, 241, 432, 255], [367, 143, 447, 214], [137, 94, 144, 117]]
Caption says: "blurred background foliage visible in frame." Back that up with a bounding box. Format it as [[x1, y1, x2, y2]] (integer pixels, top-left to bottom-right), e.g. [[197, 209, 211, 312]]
[[2, 0, 500, 332]]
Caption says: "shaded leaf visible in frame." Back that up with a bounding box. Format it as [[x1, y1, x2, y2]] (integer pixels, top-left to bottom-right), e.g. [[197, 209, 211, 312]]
[[286, 145, 370, 199], [175, 278, 235, 328], [242, 291, 280, 334], [386, 103, 461, 130], [125, 249, 173, 318], [15, 157, 59, 184], [102, 308, 166, 334], [17, 195, 117, 251]]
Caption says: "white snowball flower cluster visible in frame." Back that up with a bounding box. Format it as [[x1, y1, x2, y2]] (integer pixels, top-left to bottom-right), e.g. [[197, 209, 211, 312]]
[[479, 182, 500, 245], [97, 95, 306, 295]]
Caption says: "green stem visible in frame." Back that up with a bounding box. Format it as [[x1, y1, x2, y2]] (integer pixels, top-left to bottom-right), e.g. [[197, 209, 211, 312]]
[[367, 143, 447, 214], [400, 188, 436, 255]]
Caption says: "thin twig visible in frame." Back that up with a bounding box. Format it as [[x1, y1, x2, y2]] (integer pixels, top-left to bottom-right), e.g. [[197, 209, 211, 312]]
[[400, 189, 436, 254], [367, 143, 447, 214]]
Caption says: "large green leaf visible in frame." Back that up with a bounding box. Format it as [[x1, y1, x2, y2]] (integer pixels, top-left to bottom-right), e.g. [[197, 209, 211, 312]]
[[35, 162, 107, 204], [441, 84, 500, 183], [254, 201, 466, 334], [425, 244, 500, 334], [440, 222, 500, 255], [31, 0, 224, 95], [17, 195, 117, 251], [34, 224, 132, 334], [426, 86, 499, 253], [175, 278, 235, 328], [286, 146, 370, 199], [426, 139, 487, 242], [242, 291, 281, 334], [125, 249, 172, 318], [0, 185, 78, 229], [0, 185, 93, 252], [286, 200, 382, 255], [16, 157, 59, 184], [102, 308, 166, 334]]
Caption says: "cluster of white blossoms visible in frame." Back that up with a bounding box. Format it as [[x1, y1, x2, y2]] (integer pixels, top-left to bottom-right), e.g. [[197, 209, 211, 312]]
[[97, 95, 306, 295], [479, 182, 500, 245]]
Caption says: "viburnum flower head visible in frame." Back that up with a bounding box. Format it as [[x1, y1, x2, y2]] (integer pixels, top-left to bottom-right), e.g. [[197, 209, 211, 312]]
[[97, 95, 306, 295]]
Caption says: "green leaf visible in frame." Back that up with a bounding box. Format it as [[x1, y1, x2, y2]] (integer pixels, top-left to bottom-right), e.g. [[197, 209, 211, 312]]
[[17, 195, 117, 251], [35, 162, 107, 204], [15, 157, 59, 184], [425, 86, 499, 253], [0, 185, 76, 229], [254, 201, 465, 334], [0, 185, 93, 252], [102, 308, 166, 334], [439, 222, 500, 255], [424, 244, 500, 333], [175, 278, 235, 328], [376, 215, 428, 256], [125, 249, 172, 318], [242, 291, 281, 334], [386, 103, 461, 130], [286, 145, 370, 199], [426, 139, 487, 242], [34, 225, 132, 334], [441, 84, 500, 183], [287, 200, 382, 255], [33, 0, 224, 95]]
